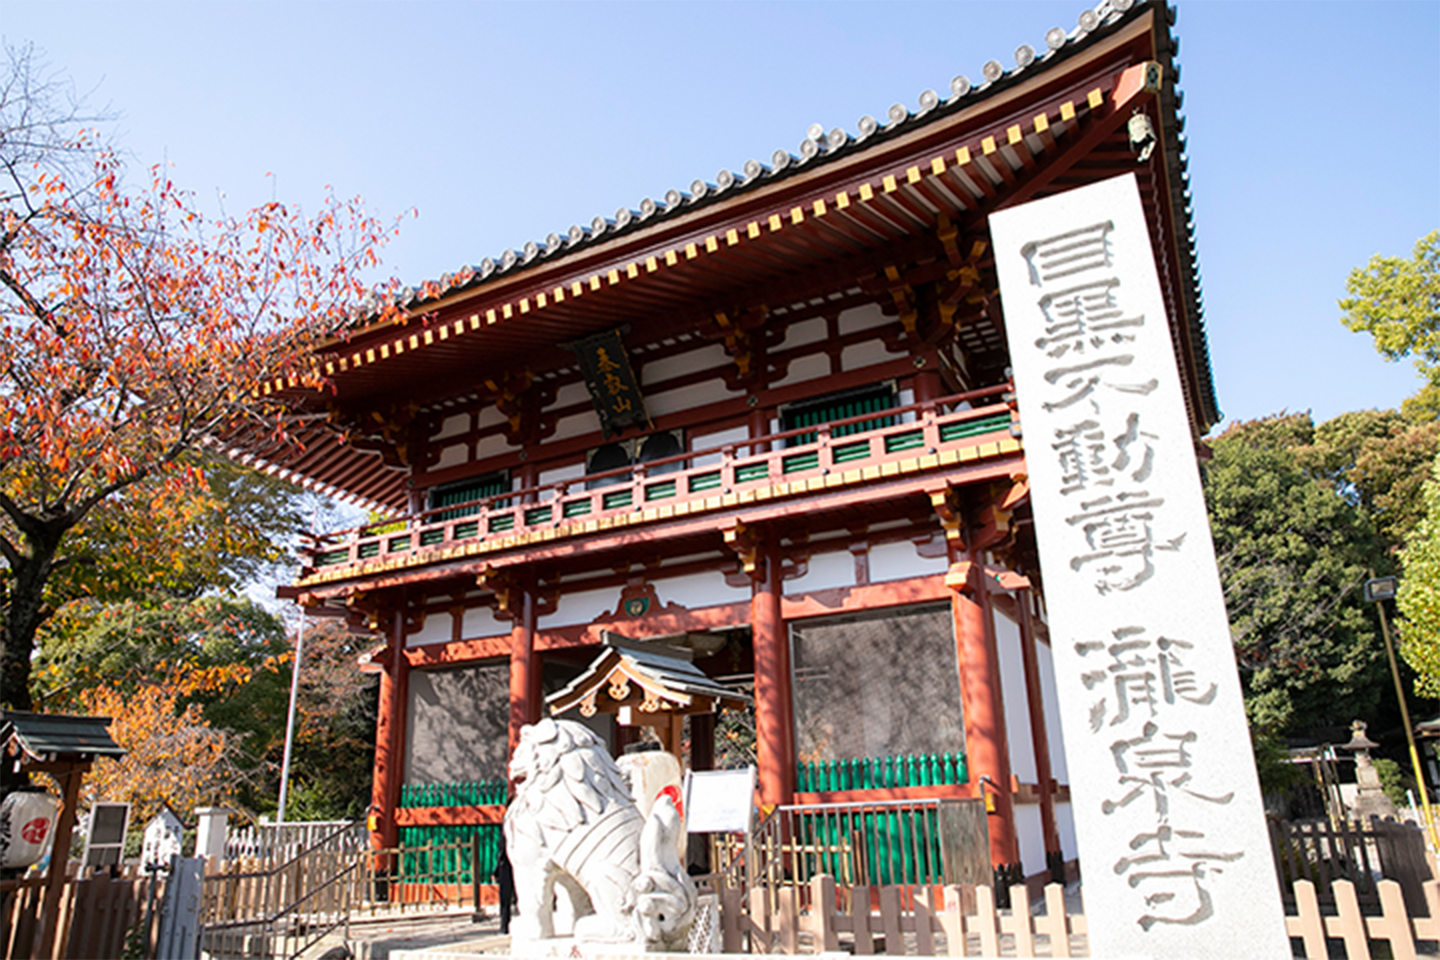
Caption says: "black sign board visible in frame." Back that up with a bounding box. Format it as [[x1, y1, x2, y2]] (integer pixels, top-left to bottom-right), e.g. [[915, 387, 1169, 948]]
[[564, 328, 651, 439]]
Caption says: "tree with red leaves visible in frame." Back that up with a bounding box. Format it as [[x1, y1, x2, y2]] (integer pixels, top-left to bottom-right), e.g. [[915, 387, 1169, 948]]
[[0, 44, 399, 711]]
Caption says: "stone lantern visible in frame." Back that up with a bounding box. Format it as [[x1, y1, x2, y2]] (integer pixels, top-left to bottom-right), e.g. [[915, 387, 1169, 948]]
[[1342, 720, 1400, 823]]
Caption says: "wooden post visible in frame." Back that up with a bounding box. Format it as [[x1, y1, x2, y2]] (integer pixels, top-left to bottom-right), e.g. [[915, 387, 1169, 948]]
[[507, 575, 537, 756], [1017, 590, 1062, 874], [753, 535, 794, 806], [37, 761, 86, 960], [951, 551, 1019, 871], [370, 611, 408, 855], [691, 712, 716, 771]]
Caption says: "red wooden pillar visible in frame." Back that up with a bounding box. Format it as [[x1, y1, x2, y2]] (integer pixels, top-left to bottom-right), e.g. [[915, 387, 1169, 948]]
[[507, 576, 538, 757], [1017, 590, 1062, 877], [370, 610, 408, 854], [911, 369, 943, 404], [952, 555, 1019, 871], [753, 536, 794, 806]]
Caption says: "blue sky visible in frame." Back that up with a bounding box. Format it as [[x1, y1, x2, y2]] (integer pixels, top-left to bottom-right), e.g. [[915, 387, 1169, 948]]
[[5, 1, 1437, 433]]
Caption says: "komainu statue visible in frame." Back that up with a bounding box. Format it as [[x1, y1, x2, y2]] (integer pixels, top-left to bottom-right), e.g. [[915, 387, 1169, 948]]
[[504, 718, 696, 948]]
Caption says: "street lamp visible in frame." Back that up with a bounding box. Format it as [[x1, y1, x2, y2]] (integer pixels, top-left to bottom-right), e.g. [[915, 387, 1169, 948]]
[[1365, 574, 1438, 845]]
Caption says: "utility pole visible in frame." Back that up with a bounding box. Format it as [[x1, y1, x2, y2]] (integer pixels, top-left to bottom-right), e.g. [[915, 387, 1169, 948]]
[[1366, 575, 1438, 848]]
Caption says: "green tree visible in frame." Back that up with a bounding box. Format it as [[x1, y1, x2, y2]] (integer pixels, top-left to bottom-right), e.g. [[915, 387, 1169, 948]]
[[1205, 414, 1391, 734], [1398, 454, 1440, 696], [1302, 408, 1440, 551], [1340, 230, 1440, 386]]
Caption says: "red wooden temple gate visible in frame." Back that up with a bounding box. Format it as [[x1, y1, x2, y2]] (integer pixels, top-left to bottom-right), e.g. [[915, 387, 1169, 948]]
[[241, 0, 1209, 893]]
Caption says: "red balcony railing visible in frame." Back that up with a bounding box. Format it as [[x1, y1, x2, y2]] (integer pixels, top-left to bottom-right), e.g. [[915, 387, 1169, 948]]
[[299, 384, 1018, 581]]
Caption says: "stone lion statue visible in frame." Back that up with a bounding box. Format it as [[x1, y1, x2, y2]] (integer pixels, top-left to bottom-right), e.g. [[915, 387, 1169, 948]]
[[504, 718, 696, 948]]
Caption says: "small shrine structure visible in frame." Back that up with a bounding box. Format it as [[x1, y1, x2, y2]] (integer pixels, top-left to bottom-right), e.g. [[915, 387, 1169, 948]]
[[547, 633, 751, 755], [1, 711, 125, 957]]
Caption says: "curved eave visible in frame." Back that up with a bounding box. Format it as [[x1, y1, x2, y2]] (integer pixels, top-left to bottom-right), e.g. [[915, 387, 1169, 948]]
[[249, 0, 1211, 507]]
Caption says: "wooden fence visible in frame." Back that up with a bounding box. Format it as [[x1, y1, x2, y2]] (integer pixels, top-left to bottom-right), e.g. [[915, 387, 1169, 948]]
[[1, 868, 161, 960], [1269, 816, 1434, 913], [724, 873, 1440, 959], [719, 874, 1085, 957]]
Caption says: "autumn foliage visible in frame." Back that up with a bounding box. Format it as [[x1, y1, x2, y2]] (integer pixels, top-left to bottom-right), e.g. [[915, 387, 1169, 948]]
[[79, 666, 247, 825], [0, 47, 401, 710]]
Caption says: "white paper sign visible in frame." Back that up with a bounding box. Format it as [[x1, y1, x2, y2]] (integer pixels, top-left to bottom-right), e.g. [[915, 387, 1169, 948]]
[[683, 767, 755, 833], [990, 174, 1289, 958]]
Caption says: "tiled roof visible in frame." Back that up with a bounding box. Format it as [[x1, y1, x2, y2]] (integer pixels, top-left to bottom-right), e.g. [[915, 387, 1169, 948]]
[[250, 0, 1211, 512], [373, 1, 1159, 299], [352, 0, 1210, 423]]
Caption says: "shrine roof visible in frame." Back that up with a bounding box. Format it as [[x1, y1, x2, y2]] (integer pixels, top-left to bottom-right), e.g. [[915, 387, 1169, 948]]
[[243, 0, 1209, 511], [0, 711, 126, 763], [548, 635, 752, 717], [365, 0, 1186, 324]]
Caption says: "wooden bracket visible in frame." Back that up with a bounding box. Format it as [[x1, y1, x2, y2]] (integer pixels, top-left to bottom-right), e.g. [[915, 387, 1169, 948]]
[[722, 520, 762, 580], [476, 565, 518, 617]]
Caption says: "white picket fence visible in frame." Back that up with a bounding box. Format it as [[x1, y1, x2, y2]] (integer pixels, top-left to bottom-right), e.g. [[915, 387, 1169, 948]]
[[222, 819, 359, 864]]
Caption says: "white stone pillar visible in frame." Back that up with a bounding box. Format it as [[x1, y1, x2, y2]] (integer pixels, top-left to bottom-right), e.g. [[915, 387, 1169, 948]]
[[193, 807, 228, 861]]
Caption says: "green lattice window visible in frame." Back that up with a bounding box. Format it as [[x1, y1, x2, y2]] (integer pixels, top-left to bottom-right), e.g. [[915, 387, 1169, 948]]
[[429, 472, 509, 521], [783, 384, 897, 447]]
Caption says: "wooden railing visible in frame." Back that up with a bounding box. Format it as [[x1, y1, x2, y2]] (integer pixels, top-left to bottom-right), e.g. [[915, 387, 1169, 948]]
[[731, 796, 995, 939], [301, 385, 1018, 579], [359, 839, 489, 914], [201, 821, 367, 959]]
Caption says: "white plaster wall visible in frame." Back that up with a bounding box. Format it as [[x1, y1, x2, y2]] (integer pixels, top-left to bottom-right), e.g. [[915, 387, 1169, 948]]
[[475, 433, 510, 461], [1037, 633, 1070, 782], [433, 444, 468, 471], [407, 611, 453, 647], [867, 540, 947, 582], [654, 569, 752, 611], [538, 586, 620, 630], [993, 610, 1037, 783], [841, 338, 905, 372], [1055, 801, 1077, 860], [691, 425, 749, 467], [462, 605, 507, 641], [552, 410, 602, 444], [647, 378, 732, 418], [1014, 803, 1045, 878], [773, 353, 831, 389], [837, 303, 890, 337], [539, 461, 587, 487], [552, 381, 592, 409], [783, 548, 854, 594], [434, 413, 470, 441], [779, 316, 828, 350], [478, 405, 506, 429], [641, 344, 729, 386]]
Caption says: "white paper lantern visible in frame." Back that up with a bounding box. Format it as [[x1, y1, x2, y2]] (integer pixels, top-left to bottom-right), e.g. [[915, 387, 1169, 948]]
[[0, 789, 61, 869]]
